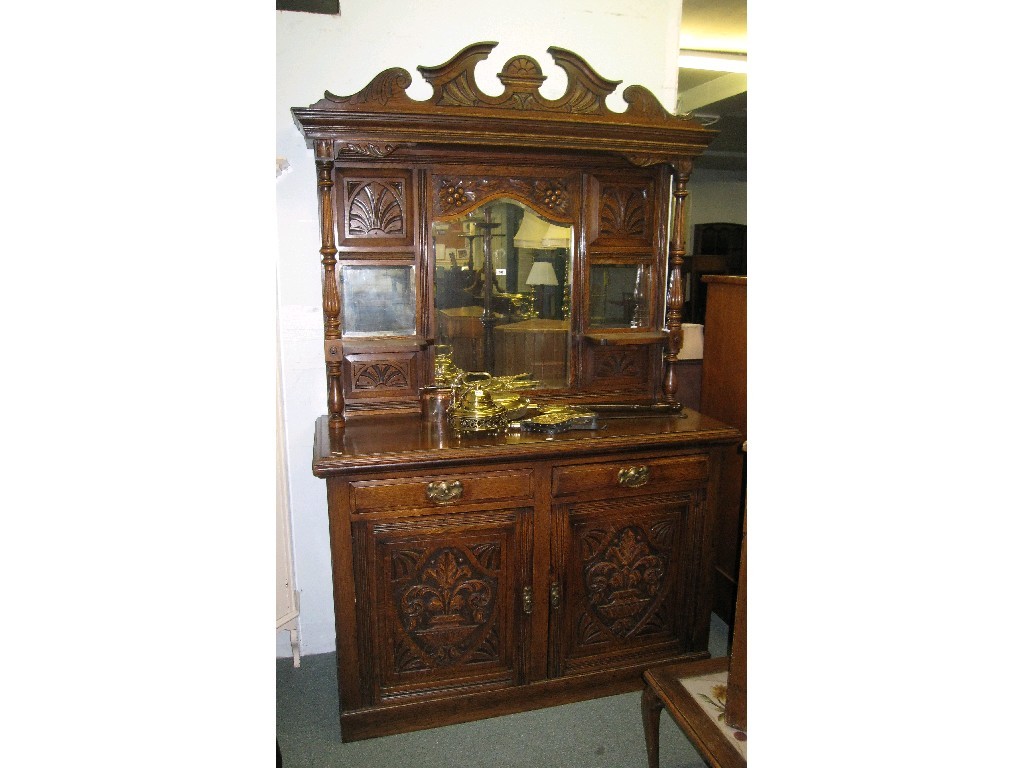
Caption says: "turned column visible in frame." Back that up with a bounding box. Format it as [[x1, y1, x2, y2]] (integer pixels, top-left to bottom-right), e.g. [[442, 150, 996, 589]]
[[315, 139, 345, 429], [663, 158, 693, 404]]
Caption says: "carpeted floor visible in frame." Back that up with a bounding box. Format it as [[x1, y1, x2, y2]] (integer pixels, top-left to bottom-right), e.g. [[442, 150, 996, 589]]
[[276, 613, 730, 768]]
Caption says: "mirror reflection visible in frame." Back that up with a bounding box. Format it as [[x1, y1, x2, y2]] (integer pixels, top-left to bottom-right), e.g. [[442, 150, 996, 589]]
[[589, 264, 650, 329], [433, 198, 572, 388], [342, 264, 416, 336]]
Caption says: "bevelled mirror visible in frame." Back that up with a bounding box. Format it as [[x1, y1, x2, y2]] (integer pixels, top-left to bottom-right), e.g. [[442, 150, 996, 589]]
[[341, 264, 416, 336], [432, 197, 572, 389], [588, 264, 651, 329]]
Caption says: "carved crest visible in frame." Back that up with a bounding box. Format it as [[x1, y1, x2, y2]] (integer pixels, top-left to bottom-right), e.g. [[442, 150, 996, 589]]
[[308, 41, 698, 128]]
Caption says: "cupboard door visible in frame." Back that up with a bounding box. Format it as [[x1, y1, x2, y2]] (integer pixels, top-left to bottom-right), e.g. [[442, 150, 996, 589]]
[[354, 507, 533, 704], [550, 491, 703, 677]]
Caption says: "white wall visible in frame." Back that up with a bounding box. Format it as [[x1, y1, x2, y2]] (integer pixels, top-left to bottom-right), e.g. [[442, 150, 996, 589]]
[[688, 167, 747, 233], [276, 0, 684, 656]]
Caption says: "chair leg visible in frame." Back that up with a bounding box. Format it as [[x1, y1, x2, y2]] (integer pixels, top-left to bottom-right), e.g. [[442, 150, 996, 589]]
[[641, 684, 664, 768]]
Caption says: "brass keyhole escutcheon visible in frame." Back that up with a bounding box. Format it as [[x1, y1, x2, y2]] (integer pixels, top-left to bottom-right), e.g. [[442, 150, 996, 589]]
[[426, 480, 464, 504], [550, 581, 561, 610], [523, 585, 534, 615], [617, 465, 650, 488]]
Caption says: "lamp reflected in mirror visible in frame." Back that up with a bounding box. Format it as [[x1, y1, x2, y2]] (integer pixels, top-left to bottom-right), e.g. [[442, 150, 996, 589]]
[[432, 196, 573, 388], [513, 210, 570, 250], [525, 261, 559, 319], [514, 210, 570, 320]]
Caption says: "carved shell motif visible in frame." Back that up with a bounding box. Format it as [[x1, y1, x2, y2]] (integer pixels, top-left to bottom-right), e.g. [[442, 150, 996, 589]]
[[352, 362, 409, 390], [599, 186, 648, 237], [346, 181, 405, 237], [594, 348, 643, 379]]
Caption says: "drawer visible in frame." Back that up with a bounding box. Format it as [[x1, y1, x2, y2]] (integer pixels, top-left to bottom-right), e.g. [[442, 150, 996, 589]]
[[350, 468, 534, 512], [552, 454, 708, 498]]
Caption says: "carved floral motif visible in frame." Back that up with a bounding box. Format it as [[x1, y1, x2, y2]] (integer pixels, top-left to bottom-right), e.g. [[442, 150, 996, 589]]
[[434, 177, 572, 217], [396, 548, 497, 666], [583, 526, 666, 637], [341, 143, 399, 158], [470, 542, 502, 570], [439, 183, 468, 209]]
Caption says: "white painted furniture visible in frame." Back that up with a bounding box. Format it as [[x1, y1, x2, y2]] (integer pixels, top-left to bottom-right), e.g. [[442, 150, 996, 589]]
[[276, 331, 300, 667]]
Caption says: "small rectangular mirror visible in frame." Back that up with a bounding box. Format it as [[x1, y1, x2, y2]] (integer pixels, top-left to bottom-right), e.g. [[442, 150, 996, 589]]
[[342, 265, 416, 336], [588, 264, 650, 329]]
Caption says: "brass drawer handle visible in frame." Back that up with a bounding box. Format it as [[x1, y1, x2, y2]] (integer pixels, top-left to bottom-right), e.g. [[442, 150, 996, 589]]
[[617, 465, 650, 488], [523, 585, 534, 615], [550, 581, 561, 611], [426, 480, 463, 504]]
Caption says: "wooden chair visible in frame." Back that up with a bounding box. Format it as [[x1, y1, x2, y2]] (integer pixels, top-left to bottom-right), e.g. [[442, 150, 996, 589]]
[[641, 480, 747, 768]]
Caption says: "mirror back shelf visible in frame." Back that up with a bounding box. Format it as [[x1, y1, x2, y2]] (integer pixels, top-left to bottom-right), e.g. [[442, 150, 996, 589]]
[[292, 42, 717, 427]]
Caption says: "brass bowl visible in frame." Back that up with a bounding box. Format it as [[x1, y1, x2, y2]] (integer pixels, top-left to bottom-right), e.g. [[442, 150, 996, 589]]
[[449, 386, 509, 436]]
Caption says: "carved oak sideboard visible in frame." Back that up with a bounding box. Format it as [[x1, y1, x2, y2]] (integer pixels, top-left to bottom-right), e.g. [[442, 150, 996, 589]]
[[313, 411, 740, 740], [293, 44, 742, 740]]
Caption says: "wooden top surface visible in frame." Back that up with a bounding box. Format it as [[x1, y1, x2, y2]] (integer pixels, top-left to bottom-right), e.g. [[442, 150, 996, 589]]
[[313, 409, 742, 476], [495, 319, 569, 332], [701, 275, 747, 286]]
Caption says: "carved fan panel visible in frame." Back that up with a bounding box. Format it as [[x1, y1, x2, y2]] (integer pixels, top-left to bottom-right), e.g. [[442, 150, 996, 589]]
[[588, 175, 656, 248], [582, 346, 652, 392], [343, 352, 419, 403], [352, 361, 410, 390], [336, 171, 414, 248], [598, 186, 649, 239]]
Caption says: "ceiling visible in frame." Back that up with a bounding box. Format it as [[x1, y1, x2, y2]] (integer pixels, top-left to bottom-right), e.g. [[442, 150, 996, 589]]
[[678, 0, 747, 172]]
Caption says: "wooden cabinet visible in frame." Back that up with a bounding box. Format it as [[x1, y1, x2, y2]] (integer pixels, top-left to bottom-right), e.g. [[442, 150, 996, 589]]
[[685, 223, 747, 325], [314, 412, 740, 740], [357, 504, 532, 702], [699, 276, 747, 623], [293, 43, 741, 741]]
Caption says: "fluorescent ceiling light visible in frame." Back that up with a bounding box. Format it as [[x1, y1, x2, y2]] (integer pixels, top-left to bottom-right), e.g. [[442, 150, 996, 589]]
[[678, 49, 747, 73]]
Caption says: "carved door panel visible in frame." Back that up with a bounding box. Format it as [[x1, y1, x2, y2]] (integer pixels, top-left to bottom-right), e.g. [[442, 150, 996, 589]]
[[549, 493, 701, 677], [356, 508, 533, 704]]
